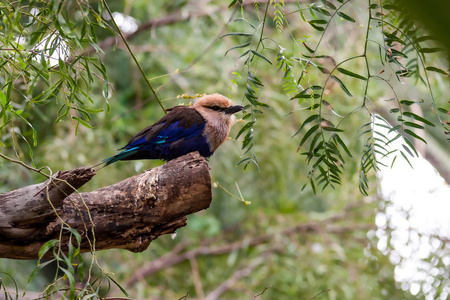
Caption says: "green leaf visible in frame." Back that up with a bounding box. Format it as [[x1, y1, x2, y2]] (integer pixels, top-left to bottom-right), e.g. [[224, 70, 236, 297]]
[[310, 179, 317, 195], [293, 114, 320, 137], [315, 7, 331, 16], [412, 35, 437, 43], [221, 32, 254, 38], [387, 123, 400, 134], [302, 42, 315, 53], [321, 0, 336, 9], [291, 93, 321, 99], [403, 137, 418, 157], [234, 18, 257, 29], [59, 267, 76, 298], [383, 31, 406, 46], [404, 121, 424, 129], [238, 50, 250, 59], [426, 66, 449, 76], [333, 134, 353, 158], [15, 112, 38, 146], [72, 116, 94, 129], [309, 19, 328, 24], [321, 100, 343, 117], [336, 67, 367, 80], [38, 239, 59, 260], [241, 130, 253, 150], [337, 12, 355, 22], [330, 75, 353, 97], [400, 150, 414, 168], [247, 76, 263, 86], [317, 65, 330, 74], [103, 81, 110, 99], [251, 50, 272, 65], [419, 48, 443, 53], [321, 124, 344, 132], [312, 153, 326, 168], [390, 48, 408, 58], [437, 107, 448, 114], [77, 254, 84, 281], [307, 132, 322, 157], [0, 90, 6, 107], [299, 124, 320, 147], [225, 42, 251, 56], [228, 0, 238, 7], [65, 227, 82, 248], [108, 275, 129, 297], [237, 157, 252, 166], [28, 259, 55, 285], [404, 129, 427, 144], [403, 111, 435, 127], [308, 21, 325, 31], [236, 121, 255, 140], [399, 99, 419, 106]]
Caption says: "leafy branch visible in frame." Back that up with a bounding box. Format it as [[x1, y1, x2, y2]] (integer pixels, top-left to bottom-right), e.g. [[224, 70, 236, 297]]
[[225, 0, 448, 194], [0, 0, 112, 164], [224, 1, 275, 170]]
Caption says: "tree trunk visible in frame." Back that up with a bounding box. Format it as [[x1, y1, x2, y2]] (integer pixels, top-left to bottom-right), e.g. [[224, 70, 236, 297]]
[[0, 152, 211, 260]]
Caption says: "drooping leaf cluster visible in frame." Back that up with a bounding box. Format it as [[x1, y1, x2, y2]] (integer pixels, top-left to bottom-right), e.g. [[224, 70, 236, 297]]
[[0, 0, 111, 164], [29, 227, 128, 299], [226, 0, 449, 194]]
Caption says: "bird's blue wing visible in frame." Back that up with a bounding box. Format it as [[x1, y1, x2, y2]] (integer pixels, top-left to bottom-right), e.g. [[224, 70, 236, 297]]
[[124, 120, 205, 148], [97, 106, 210, 167]]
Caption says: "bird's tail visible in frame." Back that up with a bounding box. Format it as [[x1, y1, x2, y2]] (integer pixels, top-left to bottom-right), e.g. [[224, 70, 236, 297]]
[[93, 147, 139, 170]]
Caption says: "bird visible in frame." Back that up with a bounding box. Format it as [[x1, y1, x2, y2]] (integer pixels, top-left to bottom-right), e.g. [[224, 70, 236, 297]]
[[96, 93, 243, 168]]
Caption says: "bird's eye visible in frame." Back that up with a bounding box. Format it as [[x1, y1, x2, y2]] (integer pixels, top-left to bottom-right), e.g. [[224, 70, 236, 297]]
[[210, 105, 221, 111]]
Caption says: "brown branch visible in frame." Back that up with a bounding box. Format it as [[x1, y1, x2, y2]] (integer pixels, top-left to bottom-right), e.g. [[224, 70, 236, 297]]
[[0, 167, 95, 239], [307, 289, 331, 300], [94, 11, 210, 56], [0, 152, 212, 260], [204, 256, 266, 300], [252, 285, 272, 300], [93, 0, 309, 55], [190, 257, 206, 299], [126, 208, 376, 287]]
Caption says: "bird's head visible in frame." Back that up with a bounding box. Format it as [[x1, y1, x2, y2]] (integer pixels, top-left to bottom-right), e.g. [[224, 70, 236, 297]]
[[193, 94, 243, 125], [193, 94, 243, 152]]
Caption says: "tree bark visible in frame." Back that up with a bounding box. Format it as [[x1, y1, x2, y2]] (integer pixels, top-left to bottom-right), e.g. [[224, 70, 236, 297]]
[[0, 152, 211, 260]]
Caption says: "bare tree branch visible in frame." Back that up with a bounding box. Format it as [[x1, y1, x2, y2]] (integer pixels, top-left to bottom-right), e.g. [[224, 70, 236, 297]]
[[204, 256, 266, 300], [126, 206, 376, 287], [0, 152, 211, 260]]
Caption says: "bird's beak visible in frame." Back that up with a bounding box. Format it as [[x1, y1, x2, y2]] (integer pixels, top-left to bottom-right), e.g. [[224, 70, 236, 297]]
[[224, 105, 244, 114]]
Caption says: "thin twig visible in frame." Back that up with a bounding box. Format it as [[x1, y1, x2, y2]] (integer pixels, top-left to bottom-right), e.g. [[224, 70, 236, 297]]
[[0, 153, 51, 177], [205, 256, 266, 300], [178, 291, 189, 300], [125, 3, 240, 114], [306, 289, 330, 300], [101, 0, 165, 113], [252, 285, 272, 299], [189, 257, 205, 299]]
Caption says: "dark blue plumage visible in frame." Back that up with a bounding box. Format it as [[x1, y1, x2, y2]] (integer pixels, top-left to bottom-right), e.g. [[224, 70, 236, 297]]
[[96, 94, 243, 168]]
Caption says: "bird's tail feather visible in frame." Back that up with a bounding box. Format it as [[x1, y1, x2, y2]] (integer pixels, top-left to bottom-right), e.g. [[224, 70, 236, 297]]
[[93, 147, 139, 170]]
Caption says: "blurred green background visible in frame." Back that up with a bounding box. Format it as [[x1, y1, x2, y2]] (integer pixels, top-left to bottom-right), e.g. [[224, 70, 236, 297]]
[[0, 0, 449, 299]]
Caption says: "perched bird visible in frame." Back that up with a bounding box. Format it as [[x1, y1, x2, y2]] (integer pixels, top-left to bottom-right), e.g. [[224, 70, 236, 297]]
[[97, 94, 243, 168]]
